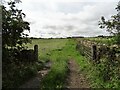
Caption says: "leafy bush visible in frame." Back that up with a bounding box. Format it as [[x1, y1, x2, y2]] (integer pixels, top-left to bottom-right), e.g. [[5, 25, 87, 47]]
[[99, 1, 120, 45], [2, 1, 35, 88], [2, 62, 37, 88], [96, 56, 120, 88]]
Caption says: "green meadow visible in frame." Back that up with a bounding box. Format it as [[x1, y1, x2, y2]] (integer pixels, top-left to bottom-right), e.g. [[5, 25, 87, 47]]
[[27, 39, 68, 61], [26, 38, 120, 89], [27, 38, 83, 89]]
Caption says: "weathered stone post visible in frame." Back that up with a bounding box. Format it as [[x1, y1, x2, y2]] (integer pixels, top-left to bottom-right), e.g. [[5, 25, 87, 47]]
[[34, 45, 38, 61], [92, 45, 97, 61]]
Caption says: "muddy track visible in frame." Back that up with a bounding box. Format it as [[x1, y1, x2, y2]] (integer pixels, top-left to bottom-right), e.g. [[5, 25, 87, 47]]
[[19, 69, 50, 88], [19, 60, 90, 89], [66, 59, 90, 89], [19, 61, 52, 88]]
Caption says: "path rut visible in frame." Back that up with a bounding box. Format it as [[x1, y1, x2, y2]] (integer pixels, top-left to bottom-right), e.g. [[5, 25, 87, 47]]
[[19, 60, 90, 89], [66, 59, 90, 89], [19, 61, 52, 88]]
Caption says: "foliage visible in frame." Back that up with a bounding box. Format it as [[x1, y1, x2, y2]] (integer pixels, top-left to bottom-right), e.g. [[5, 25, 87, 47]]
[[2, 1, 30, 49], [86, 37, 114, 45], [96, 58, 120, 88], [76, 38, 120, 88], [2, 63, 37, 88], [99, 1, 120, 45], [2, 1, 36, 88]]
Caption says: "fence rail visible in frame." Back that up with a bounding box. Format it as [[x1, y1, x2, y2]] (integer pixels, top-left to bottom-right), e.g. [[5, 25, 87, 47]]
[[76, 40, 120, 62]]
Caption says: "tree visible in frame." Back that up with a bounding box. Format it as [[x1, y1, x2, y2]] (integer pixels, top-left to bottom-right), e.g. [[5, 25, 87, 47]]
[[2, 1, 30, 49], [2, 1, 33, 88], [99, 1, 120, 45], [2, 1, 31, 65]]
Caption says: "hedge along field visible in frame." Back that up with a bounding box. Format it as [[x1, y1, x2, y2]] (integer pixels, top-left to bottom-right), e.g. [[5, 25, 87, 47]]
[[75, 38, 120, 88], [76, 37, 115, 45]]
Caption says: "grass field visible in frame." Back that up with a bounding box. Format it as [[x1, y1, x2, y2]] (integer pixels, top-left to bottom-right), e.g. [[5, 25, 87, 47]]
[[27, 39, 68, 62], [26, 38, 120, 89], [27, 38, 85, 89], [27, 39, 95, 88]]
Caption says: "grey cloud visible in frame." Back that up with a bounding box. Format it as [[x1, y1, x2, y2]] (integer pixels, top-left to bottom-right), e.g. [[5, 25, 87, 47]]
[[58, 2, 96, 14], [43, 25, 77, 31], [73, 26, 109, 37], [20, 1, 118, 38]]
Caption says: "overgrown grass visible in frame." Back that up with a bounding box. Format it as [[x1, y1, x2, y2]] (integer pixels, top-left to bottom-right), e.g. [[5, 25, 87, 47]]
[[30, 39, 99, 89], [27, 38, 69, 89], [40, 41, 71, 89], [75, 57, 120, 88], [27, 38, 120, 89], [41, 56, 68, 89], [74, 39, 120, 88], [2, 63, 38, 88], [40, 39, 91, 89]]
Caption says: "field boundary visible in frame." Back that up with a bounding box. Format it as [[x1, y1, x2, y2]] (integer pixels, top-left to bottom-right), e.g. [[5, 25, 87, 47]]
[[19, 45, 38, 63], [76, 39, 120, 62]]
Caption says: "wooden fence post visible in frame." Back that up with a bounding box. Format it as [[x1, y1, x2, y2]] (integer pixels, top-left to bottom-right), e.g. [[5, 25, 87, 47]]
[[92, 45, 97, 61], [34, 45, 38, 61]]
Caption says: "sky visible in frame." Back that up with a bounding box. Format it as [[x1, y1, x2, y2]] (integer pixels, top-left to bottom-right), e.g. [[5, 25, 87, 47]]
[[4, 0, 120, 38]]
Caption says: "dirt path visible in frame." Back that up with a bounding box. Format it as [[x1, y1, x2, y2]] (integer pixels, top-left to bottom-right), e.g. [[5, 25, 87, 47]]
[[19, 60, 90, 89], [19, 69, 50, 88], [19, 61, 52, 88], [66, 59, 90, 89]]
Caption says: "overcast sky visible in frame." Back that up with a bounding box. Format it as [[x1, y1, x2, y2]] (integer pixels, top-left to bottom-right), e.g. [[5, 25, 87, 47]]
[[6, 0, 120, 38]]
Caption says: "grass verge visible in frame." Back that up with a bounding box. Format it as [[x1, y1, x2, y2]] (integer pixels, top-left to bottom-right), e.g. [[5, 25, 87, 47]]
[[40, 39, 91, 89], [28, 38, 120, 88]]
